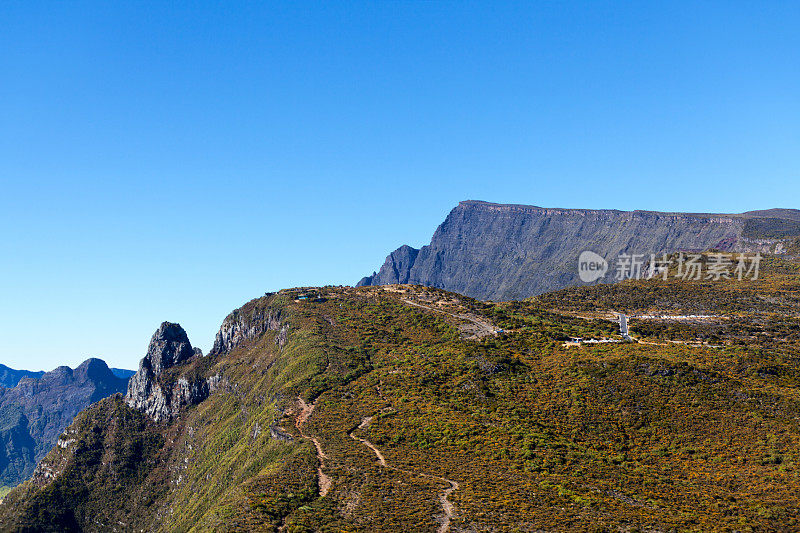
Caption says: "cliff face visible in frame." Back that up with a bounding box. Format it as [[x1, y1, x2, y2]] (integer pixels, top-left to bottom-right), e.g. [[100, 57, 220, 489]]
[[359, 200, 800, 301], [0, 358, 128, 488], [124, 307, 289, 424], [211, 303, 286, 355], [125, 322, 216, 422]]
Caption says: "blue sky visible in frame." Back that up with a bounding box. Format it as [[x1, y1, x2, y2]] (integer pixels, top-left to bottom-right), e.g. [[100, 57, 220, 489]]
[[1, 2, 798, 370]]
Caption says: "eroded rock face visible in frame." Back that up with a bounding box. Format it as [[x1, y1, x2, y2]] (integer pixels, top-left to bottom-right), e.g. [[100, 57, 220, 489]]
[[125, 322, 215, 422], [359, 200, 800, 301], [211, 307, 285, 355], [145, 322, 195, 375]]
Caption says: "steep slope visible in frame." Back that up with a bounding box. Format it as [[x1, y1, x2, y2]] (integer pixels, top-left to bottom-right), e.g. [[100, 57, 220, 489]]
[[359, 200, 800, 300], [4, 269, 800, 531], [124, 322, 212, 422], [0, 365, 44, 389], [0, 359, 128, 490]]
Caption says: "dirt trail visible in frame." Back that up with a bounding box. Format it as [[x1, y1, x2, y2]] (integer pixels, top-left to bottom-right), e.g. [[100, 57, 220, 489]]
[[295, 397, 332, 497], [350, 416, 388, 466], [403, 298, 497, 339], [349, 416, 459, 533]]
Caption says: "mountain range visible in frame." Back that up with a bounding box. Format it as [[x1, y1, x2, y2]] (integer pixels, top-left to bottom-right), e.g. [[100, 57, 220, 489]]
[[0, 359, 130, 491], [5, 263, 800, 530], [0, 366, 44, 389], [2, 200, 800, 531], [359, 200, 800, 300]]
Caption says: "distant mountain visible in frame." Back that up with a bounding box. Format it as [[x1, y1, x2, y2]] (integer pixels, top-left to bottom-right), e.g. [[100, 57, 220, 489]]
[[359, 200, 800, 300], [111, 368, 136, 380], [0, 365, 44, 389], [0, 364, 135, 387], [0, 358, 128, 488]]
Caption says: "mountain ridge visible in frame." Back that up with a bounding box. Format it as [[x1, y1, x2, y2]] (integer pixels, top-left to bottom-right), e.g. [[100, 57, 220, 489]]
[[5, 267, 800, 530], [0, 358, 129, 489], [0, 365, 44, 389], [359, 200, 800, 300], [453, 199, 800, 219]]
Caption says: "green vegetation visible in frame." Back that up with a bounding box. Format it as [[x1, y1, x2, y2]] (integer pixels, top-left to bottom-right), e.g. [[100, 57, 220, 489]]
[[743, 217, 800, 239], [3, 268, 800, 531]]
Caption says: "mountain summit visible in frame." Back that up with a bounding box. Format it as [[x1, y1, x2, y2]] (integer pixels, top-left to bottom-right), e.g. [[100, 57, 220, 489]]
[[0, 358, 128, 489], [125, 321, 212, 422], [358, 200, 800, 300]]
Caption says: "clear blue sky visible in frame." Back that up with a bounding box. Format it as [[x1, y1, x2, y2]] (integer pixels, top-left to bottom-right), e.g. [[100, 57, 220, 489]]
[[1, 2, 798, 371]]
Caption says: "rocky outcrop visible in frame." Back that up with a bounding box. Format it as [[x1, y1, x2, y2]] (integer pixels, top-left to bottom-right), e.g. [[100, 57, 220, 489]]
[[360, 245, 419, 287], [0, 358, 128, 487], [125, 322, 217, 422], [211, 306, 285, 355], [359, 200, 800, 301], [144, 322, 194, 375]]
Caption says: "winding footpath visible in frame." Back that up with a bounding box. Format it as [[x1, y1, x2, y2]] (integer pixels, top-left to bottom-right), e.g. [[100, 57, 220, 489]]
[[349, 415, 459, 533], [294, 399, 459, 531], [295, 397, 332, 497]]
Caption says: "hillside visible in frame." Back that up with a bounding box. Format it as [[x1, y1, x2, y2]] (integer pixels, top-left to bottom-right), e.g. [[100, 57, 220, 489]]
[[358, 200, 800, 300], [0, 359, 129, 491], [3, 262, 800, 531]]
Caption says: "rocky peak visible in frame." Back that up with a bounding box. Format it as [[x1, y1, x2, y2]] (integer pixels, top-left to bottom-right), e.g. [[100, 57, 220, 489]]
[[125, 322, 217, 422], [143, 322, 195, 376], [211, 304, 285, 356], [73, 358, 115, 383], [359, 244, 419, 287]]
